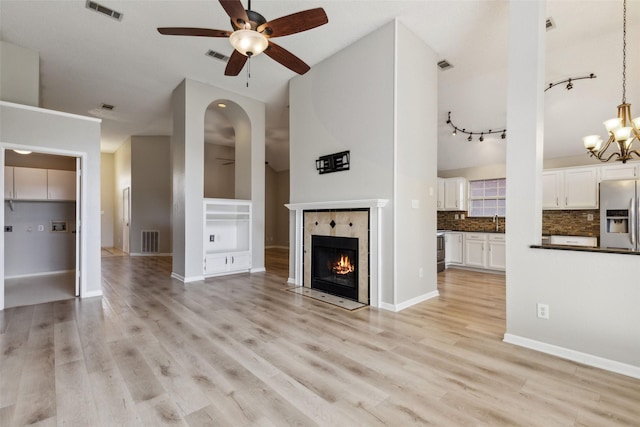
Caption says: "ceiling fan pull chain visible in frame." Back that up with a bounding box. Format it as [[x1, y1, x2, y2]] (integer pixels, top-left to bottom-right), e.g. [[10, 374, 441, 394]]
[[246, 56, 251, 88]]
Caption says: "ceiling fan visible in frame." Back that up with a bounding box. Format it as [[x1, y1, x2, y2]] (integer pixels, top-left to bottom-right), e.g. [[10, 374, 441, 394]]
[[157, 0, 328, 76]]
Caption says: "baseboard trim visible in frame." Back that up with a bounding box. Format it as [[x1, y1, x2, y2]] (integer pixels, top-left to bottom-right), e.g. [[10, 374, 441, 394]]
[[287, 278, 296, 285], [379, 290, 440, 312], [171, 272, 204, 283], [503, 333, 640, 380], [82, 290, 103, 299], [129, 253, 172, 257], [250, 267, 266, 273], [5, 269, 75, 280]]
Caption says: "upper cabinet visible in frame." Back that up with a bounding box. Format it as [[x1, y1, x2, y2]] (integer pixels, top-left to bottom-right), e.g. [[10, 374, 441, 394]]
[[437, 178, 445, 210], [542, 166, 599, 210], [5, 167, 75, 201], [440, 177, 468, 211], [13, 166, 48, 200], [4, 166, 14, 199], [47, 169, 76, 200], [600, 164, 639, 180]]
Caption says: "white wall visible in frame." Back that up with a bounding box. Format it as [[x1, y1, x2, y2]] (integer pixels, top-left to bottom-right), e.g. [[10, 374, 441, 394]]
[[100, 153, 114, 248], [4, 201, 76, 276], [505, 1, 639, 377], [0, 102, 102, 306], [290, 21, 396, 302], [289, 20, 439, 308], [171, 79, 265, 281], [130, 136, 172, 254], [0, 41, 39, 107], [204, 143, 235, 199], [113, 139, 131, 251], [394, 22, 439, 304]]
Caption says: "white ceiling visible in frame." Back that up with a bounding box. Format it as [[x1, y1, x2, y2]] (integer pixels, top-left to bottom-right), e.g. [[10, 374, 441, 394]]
[[1, 0, 638, 172]]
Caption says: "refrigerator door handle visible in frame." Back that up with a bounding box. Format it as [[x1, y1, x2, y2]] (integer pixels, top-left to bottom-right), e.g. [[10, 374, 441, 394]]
[[630, 198, 636, 248]]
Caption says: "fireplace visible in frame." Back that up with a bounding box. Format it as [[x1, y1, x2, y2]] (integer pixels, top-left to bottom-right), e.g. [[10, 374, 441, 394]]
[[311, 235, 359, 301]]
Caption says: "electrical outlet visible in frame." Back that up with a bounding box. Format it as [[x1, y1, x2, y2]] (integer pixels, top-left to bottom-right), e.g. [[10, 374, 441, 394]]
[[38, 225, 44, 232], [460, 213, 465, 220], [587, 213, 594, 221], [454, 214, 459, 220], [209, 235, 215, 242], [537, 303, 550, 319]]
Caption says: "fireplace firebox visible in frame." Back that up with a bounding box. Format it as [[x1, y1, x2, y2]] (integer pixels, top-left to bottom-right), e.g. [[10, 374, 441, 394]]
[[311, 235, 359, 300]]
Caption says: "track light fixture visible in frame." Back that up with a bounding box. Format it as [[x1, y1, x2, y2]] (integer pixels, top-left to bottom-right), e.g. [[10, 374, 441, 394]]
[[544, 73, 596, 92], [447, 72, 596, 142], [447, 112, 506, 142]]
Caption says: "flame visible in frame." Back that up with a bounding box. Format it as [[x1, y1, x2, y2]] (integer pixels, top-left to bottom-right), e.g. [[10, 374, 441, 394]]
[[332, 254, 355, 275]]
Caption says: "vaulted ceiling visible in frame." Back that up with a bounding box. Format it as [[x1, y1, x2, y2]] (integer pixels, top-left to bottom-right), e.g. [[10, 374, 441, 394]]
[[1, 1, 638, 172]]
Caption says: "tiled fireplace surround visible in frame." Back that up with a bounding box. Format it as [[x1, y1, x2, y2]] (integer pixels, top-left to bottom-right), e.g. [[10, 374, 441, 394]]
[[286, 200, 388, 308]]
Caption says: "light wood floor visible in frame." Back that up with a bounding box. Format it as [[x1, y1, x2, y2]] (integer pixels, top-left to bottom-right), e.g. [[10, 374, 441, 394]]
[[1, 250, 639, 426]]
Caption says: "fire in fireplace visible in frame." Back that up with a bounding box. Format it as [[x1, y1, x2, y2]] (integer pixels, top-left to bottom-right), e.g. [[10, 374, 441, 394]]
[[311, 235, 358, 300]]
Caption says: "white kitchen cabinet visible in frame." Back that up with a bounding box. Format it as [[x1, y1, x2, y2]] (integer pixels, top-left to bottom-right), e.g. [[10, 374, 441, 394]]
[[542, 166, 599, 210], [47, 169, 76, 200], [13, 166, 47, 200], [487, 234, 506, 271], [4, 166, 14, 199], [464, 233, 487, 268], [444, 232, 463, 265], [204, 198, 252, 277], [600, 164, 638, 180], [437, 178, 445, 210], [443, 177, 468, 211]]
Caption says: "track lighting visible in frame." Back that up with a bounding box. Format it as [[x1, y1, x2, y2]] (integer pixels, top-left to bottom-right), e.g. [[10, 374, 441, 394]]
[[447, 112, 506, 143], [544, 73, 596, 92], [566, 79, 573, 90]]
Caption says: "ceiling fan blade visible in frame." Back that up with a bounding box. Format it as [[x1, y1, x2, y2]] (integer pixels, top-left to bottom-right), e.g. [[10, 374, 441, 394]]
[[219, 0, 250, 30], [264, 41, 310, 75], [225, 50, 249, 76], [158, 27, 231, 38], [257, 8, 328, 38]]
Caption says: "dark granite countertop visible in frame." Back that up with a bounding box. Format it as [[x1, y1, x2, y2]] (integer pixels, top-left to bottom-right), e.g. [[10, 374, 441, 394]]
[[531, 244, 640, 255]]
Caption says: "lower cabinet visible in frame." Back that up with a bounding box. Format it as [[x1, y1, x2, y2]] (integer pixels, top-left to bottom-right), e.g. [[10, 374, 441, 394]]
[[444, 232, 463, 265], [487, 234, 506, 270], [464, 233, 487, 268], [449, 232, 505, 272], [205, 251, 251, 276]]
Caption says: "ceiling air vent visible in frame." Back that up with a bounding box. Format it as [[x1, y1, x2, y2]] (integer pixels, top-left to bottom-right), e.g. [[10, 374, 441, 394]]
[[86, 1, 123, 21], [100, 103, 114, 111], [437, 60, 453, 70], [206, 50, 230, 62], [546, 17, 555, 31]]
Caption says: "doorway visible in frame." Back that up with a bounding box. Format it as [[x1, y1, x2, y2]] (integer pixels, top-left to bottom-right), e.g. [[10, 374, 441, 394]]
[[3, 149, 81, 308], [123, 187, 130, 254]]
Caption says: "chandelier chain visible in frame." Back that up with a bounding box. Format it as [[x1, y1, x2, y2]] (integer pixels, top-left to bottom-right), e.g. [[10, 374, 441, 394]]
[[622, 0, 627, 103]]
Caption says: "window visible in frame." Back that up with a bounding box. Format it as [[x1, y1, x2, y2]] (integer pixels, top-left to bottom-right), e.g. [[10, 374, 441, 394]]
[[469, 178, 506, 217]]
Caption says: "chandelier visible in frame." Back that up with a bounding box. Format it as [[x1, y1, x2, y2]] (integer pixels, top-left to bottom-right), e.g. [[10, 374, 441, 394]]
[[583, 0, 640, 163]]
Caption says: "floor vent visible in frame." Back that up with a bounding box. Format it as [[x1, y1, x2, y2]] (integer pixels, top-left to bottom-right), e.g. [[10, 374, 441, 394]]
[[86, 1, 123, 21], [206, 50, 230, 62], [437, 60, 453, 70], [141, 230, 159, 253]]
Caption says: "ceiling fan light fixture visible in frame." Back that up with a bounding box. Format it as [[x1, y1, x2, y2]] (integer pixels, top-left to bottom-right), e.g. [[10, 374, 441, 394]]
[[229, 29, 268, 57]]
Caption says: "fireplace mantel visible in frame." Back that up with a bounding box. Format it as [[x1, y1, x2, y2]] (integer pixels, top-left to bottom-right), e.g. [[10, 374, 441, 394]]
[[285, 199, 388, 211], [286, 199, 388, 308]]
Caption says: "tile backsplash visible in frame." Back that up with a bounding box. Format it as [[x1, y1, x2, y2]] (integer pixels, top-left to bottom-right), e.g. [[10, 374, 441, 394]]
[[542, 209, 599, 237], [438, 209, 600, 237]]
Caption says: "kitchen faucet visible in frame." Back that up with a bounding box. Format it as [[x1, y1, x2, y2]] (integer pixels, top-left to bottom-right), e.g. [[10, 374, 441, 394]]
[[493, 214, 500, 232]]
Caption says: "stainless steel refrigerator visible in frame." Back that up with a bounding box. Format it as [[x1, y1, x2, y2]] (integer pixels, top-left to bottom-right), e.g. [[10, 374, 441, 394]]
[[600, 179, 640, 250]]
